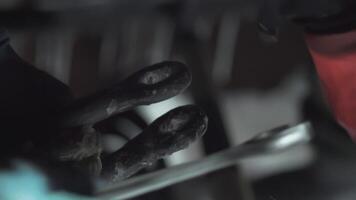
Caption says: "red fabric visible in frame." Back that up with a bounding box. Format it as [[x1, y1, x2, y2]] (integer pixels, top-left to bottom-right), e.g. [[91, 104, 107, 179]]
[[305, 30, 356, 139]]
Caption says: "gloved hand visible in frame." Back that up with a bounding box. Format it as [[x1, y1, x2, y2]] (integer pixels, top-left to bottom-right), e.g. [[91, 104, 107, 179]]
[[258, 0, 356, 140], [0, 30, 207, 195]]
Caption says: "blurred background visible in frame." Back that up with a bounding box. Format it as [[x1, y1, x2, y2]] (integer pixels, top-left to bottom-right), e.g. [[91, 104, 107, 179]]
[[2, 0, 356, 199]]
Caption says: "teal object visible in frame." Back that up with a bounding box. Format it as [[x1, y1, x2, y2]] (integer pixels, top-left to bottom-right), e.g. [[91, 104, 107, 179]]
[[0, 160, 94, 200]]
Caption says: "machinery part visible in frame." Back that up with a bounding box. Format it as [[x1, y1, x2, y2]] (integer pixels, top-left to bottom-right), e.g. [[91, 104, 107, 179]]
[[258, 0, 356, 141], [258, 0, 356, 40]]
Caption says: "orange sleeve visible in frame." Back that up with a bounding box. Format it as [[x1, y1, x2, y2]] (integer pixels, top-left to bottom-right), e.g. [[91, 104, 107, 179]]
[[305, 30, 356, 139]]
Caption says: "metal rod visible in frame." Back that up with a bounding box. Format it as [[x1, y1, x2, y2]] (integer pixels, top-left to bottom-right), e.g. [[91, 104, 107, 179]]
[[95, 122, 312, 200]]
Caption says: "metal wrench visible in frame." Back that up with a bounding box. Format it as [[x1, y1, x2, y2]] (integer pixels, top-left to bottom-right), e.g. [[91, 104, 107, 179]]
[[96, 122, 313, 200]]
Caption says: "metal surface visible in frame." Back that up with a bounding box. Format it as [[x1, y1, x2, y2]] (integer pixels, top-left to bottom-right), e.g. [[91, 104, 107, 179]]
[[95, 122, 313, 200]]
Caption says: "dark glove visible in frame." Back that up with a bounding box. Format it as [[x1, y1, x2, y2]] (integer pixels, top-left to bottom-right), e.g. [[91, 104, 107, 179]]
[[0, 30, 207, 195]]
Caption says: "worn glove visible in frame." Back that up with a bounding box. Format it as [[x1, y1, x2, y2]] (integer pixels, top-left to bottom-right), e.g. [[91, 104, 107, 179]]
[[0, 30, 208, 196]]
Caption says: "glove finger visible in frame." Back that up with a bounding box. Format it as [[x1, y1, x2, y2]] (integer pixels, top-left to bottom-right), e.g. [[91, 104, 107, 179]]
[[56, 61, 191, 128], [100, 105, 208, 183]]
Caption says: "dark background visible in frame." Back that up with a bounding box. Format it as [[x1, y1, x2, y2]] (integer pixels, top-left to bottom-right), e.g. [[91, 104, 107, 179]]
[[2, 0, 356, 199]]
